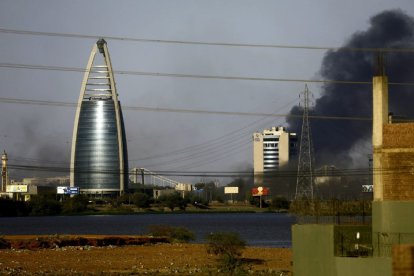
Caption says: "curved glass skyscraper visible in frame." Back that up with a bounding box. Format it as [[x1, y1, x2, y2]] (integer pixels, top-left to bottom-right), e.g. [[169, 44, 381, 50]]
[[70, 39, 128, 195]]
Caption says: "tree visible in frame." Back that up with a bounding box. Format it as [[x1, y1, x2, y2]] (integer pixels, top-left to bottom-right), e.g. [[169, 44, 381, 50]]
[[62, 195, 89, 214], [271, 196, 290, 210], [194, 181, 220, 202], [29, 195, 62, 216], [158, 192, 187, 211], [131, 192, 151, 208], [189, 194, 209, 207], [248, 195, 269, 208], [116, 193, 131, 205], [0, 198, 30, 217]]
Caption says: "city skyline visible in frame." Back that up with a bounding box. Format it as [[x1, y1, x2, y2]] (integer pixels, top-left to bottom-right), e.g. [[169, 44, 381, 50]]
[[0, 1, 414, 183]]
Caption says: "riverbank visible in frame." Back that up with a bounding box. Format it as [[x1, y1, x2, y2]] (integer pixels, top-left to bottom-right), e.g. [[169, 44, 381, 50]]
[[0, 236, 292, 275], [89, 201, 285, 215], [0, 235, 170, 250]]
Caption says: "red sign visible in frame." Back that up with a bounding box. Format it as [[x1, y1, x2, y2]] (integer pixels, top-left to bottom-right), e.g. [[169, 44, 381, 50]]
[[251, 186, 269, 196]]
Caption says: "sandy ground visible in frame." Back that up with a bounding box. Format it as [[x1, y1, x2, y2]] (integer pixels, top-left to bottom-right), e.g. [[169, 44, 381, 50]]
[[0, 242, 292, 275]]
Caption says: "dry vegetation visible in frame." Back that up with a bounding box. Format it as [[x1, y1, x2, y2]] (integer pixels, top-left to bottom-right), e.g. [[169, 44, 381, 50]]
[[0, 235, 292, 275]]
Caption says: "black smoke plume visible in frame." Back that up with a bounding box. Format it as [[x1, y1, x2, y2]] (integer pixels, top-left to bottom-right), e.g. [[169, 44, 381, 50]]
[[287, 10, 414, 168]]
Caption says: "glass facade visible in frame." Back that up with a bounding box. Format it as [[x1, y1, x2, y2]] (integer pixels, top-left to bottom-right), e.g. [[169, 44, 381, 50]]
[[74, 99, 126, 191], [71, 39, 128, 194]]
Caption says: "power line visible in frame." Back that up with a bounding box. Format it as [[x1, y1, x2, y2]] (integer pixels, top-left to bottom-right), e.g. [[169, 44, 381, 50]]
[[154, 99, 300, 170], [1, 62, 414, 86], [172, 140, 252, 171], [150, 138, 251, 171], [0, 96, 372, 121], [0, 95, 368, 171], [7, 163, 413, 178], [130, 98, 295, 169], [133, 99, 297, 161], [1, 27, 414, 53], [135, 98, 295, 165]]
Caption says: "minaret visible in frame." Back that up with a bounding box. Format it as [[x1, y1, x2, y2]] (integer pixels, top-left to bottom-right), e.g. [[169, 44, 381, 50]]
[[1, 150, 9, 192]]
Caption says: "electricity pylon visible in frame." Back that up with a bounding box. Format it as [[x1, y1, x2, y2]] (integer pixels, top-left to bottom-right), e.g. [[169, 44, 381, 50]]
[[295, 85, 315, 200]]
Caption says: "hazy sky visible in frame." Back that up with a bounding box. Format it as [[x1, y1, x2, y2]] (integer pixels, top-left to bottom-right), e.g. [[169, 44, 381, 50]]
[[1, 0, 413, 183]]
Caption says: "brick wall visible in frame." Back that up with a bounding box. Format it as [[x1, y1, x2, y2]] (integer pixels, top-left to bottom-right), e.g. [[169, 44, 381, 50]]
[[381, 123, 414, 200], [393, 244, 414, 276]]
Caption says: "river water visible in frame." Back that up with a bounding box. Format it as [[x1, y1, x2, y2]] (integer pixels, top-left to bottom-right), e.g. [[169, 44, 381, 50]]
[[0, 213, 295, 247]]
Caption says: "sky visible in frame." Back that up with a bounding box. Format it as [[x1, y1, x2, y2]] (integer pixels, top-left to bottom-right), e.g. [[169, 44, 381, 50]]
[[0, 0, 414, 184]]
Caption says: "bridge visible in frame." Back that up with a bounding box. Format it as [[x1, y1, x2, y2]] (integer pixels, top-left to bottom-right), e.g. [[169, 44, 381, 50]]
[[129, 168, 190, 190]]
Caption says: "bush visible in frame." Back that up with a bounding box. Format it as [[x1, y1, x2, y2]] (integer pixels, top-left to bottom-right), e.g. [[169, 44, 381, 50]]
[[148, 225, 195, 243], [131, 192, 151, 208], [62, 195, 89, 214], [115, 193, 131, 205], [0, 236, 10, 249], [0, 198, 30, 216], [189, 195, 209, 207], [248, 195, 269, 208], [29, 195, 62, 216], [158, 192, 187, 211], [271, 196, 290, 210], [206, 232, 246, 257], [206, 232, 246, 273]]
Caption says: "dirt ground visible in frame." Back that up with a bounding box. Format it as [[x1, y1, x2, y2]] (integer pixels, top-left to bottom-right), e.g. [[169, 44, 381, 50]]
[[0, 239, 292, 275]]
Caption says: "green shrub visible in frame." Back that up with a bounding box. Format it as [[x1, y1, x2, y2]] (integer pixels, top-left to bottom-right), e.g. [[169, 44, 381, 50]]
[[158, 192, 187, 211], [62, 195, 89, 214], [148, 225, 195, 243], [189, 195, 209, 206], [132, 192, 151, 208], [29, 195, 62, 216], [271, 196, 290, 210], [206, 232, 246, 257], [0, 198, 30, 216], [206, 232, 246, 273]]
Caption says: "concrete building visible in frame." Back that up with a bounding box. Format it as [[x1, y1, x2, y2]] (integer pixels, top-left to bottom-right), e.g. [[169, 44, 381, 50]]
[[292, 65, 414, 275], [253, 126, 297, 185], [22, 176, 70, 187], [0, 151, 64, 200], [70, 39, 128, 195]]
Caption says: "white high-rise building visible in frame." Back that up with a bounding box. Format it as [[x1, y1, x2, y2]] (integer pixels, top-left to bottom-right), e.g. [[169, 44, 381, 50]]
[[253, 126, 297, 185]]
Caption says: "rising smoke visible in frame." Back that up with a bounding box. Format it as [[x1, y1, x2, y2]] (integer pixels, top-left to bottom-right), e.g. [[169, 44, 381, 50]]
[[287, 10, 414, 168]]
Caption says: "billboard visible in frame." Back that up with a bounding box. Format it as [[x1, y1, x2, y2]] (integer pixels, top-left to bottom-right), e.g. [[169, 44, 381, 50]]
[[175, 183, 193, 191], [6, 185, 28, 193], [224, 187, 239, 194], [251, 186, 269, 196], [57, 186, 80, 195]]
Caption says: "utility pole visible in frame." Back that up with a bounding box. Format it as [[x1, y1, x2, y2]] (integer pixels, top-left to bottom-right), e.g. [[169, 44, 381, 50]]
[[295, 85, 315, 201], [140, 168, 145, 188], [133, 168, 138, 185]]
